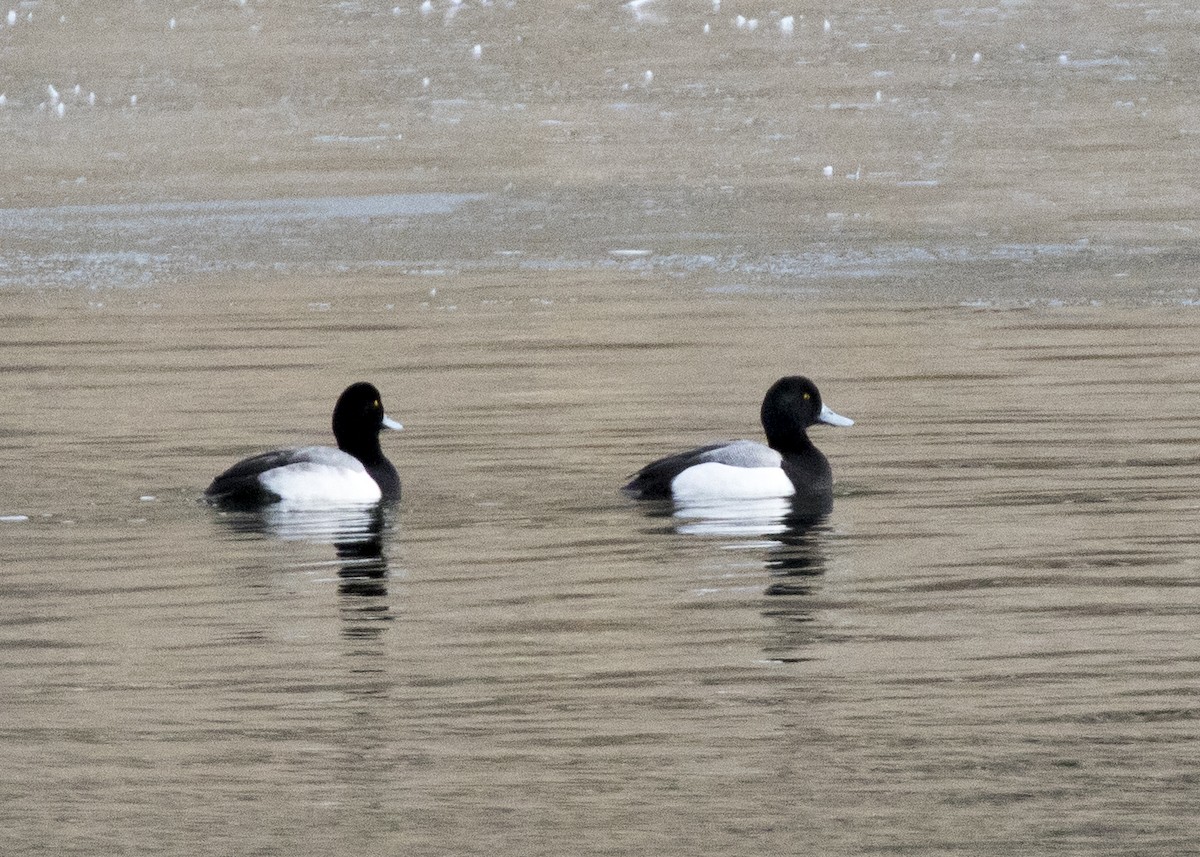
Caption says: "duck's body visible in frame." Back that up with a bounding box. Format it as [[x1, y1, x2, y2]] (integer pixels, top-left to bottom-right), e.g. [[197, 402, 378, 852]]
[[205, 382, 402, 509], [624, 376, 851, 508]]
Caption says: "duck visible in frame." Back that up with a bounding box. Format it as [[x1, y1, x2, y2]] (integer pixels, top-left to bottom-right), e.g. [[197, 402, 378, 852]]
[[205, 382, 402, 509], [623, 376, 852, 508]]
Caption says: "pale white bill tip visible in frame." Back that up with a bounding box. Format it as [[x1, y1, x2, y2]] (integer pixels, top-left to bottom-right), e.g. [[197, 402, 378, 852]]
[[819, 403, 854, 427], [382, 415, 404, 431]]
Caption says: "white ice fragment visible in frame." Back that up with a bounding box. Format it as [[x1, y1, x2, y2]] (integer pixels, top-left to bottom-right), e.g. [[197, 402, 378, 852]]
[[422, 76, 431, 89], [703, 22, 710, 33], [0, 515, 29, 523], [47, 84, 59, 103], [55, 102, 65, 118], [139, 495, 157, 502], [875, 90, 882, 101], [130, 94, 138, 106], [168, 17, 176, 29], [822, 165, 834, 177], [88, 91, 95, 106], [972, 51, 981, 64], [420, 0, 433, 15], [712, 0, 720, 10], [746, 18, 758, 30], [392, 6, 401, 15], [1059, 53, 1069, 65], [0, 94, 6, 107], [73, 84, 81, 96], [779, 15, 794, 34], [823, 18, 831, 32], [472, 43, 482, 59], [735, 14, 745, 28], [6, 10, 15, 26], [642, 69, 653, 84], [625, 0, 658, 23]]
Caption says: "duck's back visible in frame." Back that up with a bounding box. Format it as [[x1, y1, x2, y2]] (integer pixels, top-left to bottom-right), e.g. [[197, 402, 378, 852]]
[[205, 446, 381, 508], [624, 439, 785, 499]]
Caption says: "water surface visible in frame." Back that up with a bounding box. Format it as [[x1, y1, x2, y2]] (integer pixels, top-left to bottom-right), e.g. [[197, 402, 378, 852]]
[[2, 2, 1199, 855]]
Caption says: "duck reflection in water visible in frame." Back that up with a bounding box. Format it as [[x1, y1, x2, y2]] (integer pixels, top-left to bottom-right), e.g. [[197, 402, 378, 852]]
[[211, 504, 395, 633], [636, 495, 834, 663], [668, 491, 832, 538], [759, 517, 832, 663]]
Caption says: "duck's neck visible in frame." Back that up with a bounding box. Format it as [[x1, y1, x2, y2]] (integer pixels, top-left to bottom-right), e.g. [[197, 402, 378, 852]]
[[766, 427, 815, 455], [338, 434, 385, 466], [339, 433, 400, 500], [776, 432, 833, 496]]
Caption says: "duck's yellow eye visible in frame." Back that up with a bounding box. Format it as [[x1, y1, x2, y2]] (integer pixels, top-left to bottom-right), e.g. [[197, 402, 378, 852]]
[[803, 392, 811, 400], [373, 399, 380, 409]]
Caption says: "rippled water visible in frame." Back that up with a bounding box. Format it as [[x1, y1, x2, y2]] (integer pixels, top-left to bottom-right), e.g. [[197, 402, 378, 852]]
[[4, 282, 1197, 854], [3, 2, 1200, 855]]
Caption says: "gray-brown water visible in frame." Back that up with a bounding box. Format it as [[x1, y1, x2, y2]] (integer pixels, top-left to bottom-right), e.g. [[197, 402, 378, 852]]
[[2, 3, 1199, 855]]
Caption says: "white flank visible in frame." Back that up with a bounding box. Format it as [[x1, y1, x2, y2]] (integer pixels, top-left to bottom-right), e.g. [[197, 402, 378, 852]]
[[259, 461, 381, 507], [671, 462, 795, 502]]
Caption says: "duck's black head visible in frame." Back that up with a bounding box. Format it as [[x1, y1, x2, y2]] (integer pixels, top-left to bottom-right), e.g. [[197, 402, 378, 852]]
[[760, 376, 853, 450], [332, 382, 402, 459]]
